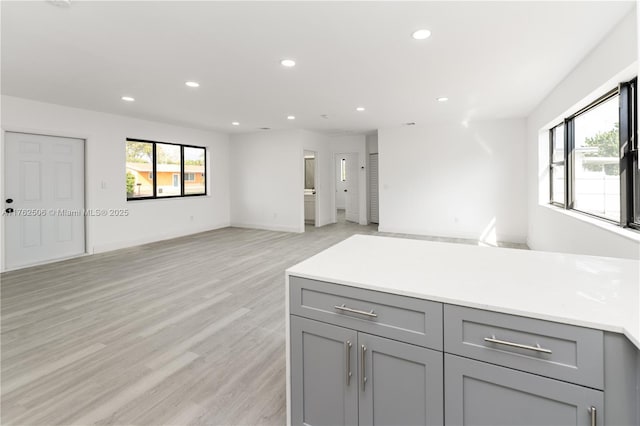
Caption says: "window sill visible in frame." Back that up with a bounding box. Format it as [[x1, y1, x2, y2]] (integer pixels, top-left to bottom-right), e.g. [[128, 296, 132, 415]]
[[541, 203, 640, 243], [127, 194, 210, 202]]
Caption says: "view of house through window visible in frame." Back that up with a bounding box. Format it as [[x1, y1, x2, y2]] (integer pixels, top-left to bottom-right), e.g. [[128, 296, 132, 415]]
[[184, 146, 206, 195], [573, 96, 620, 221], [126, 139, 207, 200], [156, 143, 181, 197], [126, 141, 154, 198]]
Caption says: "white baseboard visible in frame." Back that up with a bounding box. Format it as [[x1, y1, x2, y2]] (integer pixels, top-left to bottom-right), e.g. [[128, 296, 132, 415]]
[[92, 222, 230, 254], [230, 222, 304, 233], [377, 225, 526, 245]]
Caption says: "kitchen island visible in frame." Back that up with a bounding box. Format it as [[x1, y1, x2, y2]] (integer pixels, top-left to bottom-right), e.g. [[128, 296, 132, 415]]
[[285, 235, 640, 426]]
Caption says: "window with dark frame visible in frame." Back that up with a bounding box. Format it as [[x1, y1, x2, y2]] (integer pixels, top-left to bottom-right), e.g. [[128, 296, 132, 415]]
[[549, 124, 566, 207], [549, 78, 639, 230], [125, 139, 207, 200], [156, 143, 181, 197], [635, 148, 640, 225]]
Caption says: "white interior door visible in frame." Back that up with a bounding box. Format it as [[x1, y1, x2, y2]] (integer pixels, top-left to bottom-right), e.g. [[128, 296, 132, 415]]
[[369, 153, 379, 224], [4, 132, 85, 269], [339, 153, 359, 223]]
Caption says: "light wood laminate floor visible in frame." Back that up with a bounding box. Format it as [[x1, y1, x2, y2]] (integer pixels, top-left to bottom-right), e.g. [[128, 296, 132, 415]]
[[1, 222, 526, 425]]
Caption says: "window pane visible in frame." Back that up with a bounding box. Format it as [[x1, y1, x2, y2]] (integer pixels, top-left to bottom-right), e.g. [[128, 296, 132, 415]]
[[552, 125, 564, 162], [184, 146, 205, 195], [157, 143, 182, 197], [635, 153, 640, 224], [126, 141, 154, 198], [551, 164, 564, 204], [341, 158, 347, 181], [573, 96, 620, 221]]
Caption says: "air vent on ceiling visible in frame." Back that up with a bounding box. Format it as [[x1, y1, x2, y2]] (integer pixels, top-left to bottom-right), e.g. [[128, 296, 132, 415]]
[[48, 0, 72, 7]]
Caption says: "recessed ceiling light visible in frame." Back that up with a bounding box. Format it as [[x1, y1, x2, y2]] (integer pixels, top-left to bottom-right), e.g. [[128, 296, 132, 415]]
[[280, 59, 296, 67], [121, 96, 135, 102], [287, 115, 296, 120], [232, 121, 240, 126], [185, 81, 200, 88], [437, 97, 449, 102], [412, 29, 432, 40], [356, 107, 365, 112]]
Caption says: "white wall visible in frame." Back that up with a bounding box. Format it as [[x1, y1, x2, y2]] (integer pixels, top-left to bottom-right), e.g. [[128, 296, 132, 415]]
[[0, 95, 231, 270], [229, 129, 333, 233], [526, 9, 640, 259], [230, 130, 302, 232], [378, 119, 527, 243], [330, 135, 368, 225]]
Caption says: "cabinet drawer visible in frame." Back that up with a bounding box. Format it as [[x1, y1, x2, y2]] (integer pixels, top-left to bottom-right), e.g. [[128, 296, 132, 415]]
[[444, 354, 603, 426], [444, 304, 603, 389], [290, 276, 443, 350]]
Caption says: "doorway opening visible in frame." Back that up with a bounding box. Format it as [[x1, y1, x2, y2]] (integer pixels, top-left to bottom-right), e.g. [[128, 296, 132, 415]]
[[335, 152, 359, 223], [304, 150, 318, 228]]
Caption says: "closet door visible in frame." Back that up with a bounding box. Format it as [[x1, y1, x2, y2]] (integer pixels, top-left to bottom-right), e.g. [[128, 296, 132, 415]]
[[358, 332, 443, 426], [369, 153, 379, 224], [290, 316, 358, 426]]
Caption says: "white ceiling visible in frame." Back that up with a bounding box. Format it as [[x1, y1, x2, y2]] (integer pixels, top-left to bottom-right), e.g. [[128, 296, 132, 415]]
[[1, 1, 635, 134]]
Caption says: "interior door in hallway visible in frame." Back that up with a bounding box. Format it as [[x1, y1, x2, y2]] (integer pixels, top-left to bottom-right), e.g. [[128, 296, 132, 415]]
[[336, 153, 359, 223], [4, 132, 85, 270]]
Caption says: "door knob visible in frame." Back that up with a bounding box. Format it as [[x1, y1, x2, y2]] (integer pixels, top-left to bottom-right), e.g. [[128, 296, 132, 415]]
[[5, 198, 13, 204], [344, 189, 348, 192], [5, 208, 14, 213]]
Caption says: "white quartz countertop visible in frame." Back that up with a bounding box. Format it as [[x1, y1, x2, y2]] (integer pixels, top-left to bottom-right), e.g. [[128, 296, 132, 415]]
[[286, 235, 640, 349]]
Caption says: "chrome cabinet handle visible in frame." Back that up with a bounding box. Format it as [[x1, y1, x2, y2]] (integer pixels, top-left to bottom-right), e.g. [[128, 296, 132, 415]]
[[590, 406, 597, 426], [345, 340, 352, 386], [361, 345, 367, 391], [334, 304, 377, 318], [483, 335, 552, 354]]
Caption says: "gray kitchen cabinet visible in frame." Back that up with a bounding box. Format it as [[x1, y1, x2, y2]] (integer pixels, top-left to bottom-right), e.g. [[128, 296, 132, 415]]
[[290, 316, 358, 426], [290, 277, 445, 425], [290, 315, 444, 426], [288, 277, 639, 426], [444, 353, 603, 426], [359, 333, 443, 426]]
